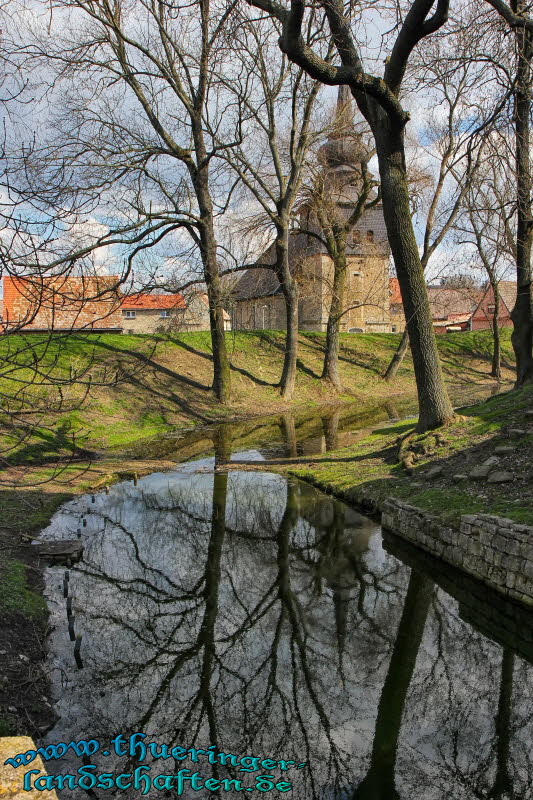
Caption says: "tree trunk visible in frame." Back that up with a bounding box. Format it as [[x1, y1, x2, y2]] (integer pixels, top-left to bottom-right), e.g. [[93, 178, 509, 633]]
[[276, 223, 298, 400], [322, 251, 347, 389], [491, 283, 501, 380], [371, 117, 454, 431], [353, 571, 434, 800], [512, 16, 533, 386], [193, 147, 231, 405], [383, 328, 409, 381], [489, 649, 514, 800]]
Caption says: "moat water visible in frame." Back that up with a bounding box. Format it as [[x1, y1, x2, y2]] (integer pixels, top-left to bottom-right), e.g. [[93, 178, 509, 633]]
[[36, 401, 533, 799]]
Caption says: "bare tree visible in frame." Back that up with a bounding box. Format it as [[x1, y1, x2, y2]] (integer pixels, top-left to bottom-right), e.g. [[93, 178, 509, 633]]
[[483, 0, 533, 385], [297, 110, 382, 388], [453, 132, 516, 379], [3, 0, 249, 404], [246, 0, 455, 431], [221, 12, 328, 399], [383, 22, 485, 381]]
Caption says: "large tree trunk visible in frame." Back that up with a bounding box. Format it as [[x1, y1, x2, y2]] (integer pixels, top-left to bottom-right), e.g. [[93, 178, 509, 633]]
[[195, 170, 231, 405], [322, 251, 347, 389], [383, 328, 409, 381], [371, 118, 454, 431], [276, 223, 299, 400], [511, 18, 533, 386]]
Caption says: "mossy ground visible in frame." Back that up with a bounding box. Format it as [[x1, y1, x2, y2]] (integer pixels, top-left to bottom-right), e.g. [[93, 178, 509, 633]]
[[0, 561, 46, 619], [282, 382, 533, 528]]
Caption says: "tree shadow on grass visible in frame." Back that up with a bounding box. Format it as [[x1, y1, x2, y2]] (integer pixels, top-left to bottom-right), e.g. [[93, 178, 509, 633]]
[[255, 332, 322, 380], [166, 335, 280, 387], [85, 337, 210, 392], [299, 332, 387, 376], [4, 421, 96, 468]]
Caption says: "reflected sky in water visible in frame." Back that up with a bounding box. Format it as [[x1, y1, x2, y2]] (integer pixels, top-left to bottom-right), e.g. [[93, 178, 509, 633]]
[[39, 458, 533, 799]]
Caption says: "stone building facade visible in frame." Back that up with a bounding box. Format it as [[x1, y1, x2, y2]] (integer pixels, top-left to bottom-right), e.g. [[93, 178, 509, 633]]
[[121, 292, 230, 334], [232, 88, 391, 334]]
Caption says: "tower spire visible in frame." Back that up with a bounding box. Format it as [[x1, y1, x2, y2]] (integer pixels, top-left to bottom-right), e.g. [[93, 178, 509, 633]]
[[317, 85, 366, 174], [334, 85, 354, 136]]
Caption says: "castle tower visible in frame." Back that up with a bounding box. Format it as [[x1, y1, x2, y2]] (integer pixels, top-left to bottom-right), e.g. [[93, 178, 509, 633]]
[[317, 85, 370, 198], [231, 86, 392, 333], [302, 86, 392, 333]]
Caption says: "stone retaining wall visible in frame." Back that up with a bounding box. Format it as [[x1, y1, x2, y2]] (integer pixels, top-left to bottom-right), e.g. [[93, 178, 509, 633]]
[[381, 499, 533, 607]]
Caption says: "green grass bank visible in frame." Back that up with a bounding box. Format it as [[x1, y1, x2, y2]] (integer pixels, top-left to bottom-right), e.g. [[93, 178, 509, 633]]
[[284, 383, 533, 528], [0, 327, 515, 464]]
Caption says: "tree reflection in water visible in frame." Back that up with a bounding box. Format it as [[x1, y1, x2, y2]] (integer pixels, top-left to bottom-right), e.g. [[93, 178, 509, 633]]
[[40, 460, 533, 799]]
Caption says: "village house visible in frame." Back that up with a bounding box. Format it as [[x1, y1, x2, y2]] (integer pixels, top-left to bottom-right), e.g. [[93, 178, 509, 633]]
[[120, 291, 231, 334], [231, 87, 392, 334], [389, 278, 517, 334], [0, 276, 229, 334]]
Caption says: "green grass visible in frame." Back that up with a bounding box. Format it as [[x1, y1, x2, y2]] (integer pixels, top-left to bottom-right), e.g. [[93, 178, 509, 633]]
[[0, 560, 46, 618], [0, 328, 515, 464], [285, 381, 533, 528]]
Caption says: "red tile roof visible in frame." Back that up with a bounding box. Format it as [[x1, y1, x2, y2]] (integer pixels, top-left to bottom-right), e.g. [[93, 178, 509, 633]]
[[121, 293, 186, 310]]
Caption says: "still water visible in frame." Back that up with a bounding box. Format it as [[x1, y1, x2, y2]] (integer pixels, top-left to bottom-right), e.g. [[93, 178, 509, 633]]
[[38, 447, 533, 799]]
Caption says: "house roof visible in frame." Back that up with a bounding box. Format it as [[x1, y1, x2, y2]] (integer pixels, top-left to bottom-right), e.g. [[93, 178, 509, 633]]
[[498, 281, 517, 312], [433, 314, 472, 326], [121, 293, 186, 310], [426, 286, 482, 320]]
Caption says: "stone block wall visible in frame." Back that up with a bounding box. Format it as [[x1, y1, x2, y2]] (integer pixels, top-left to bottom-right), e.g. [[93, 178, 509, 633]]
[[382, 499, 533, 607]]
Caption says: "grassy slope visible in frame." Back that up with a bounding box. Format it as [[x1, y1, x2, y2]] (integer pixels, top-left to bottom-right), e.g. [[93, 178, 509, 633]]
[[0, 326, 517, 534], [0, 327, 515, 463], [286, 382, 533, 528]]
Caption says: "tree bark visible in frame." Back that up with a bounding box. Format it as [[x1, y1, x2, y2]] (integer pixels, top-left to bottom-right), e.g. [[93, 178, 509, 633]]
[[194, 163, 231, 405], [383, 328, 409, 381], [491, 283, 502, 380], [511, 14, 533, 386], [322, 252, 347, 389], [372, 119, 454, 431], [276, 223, 299, 400]]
